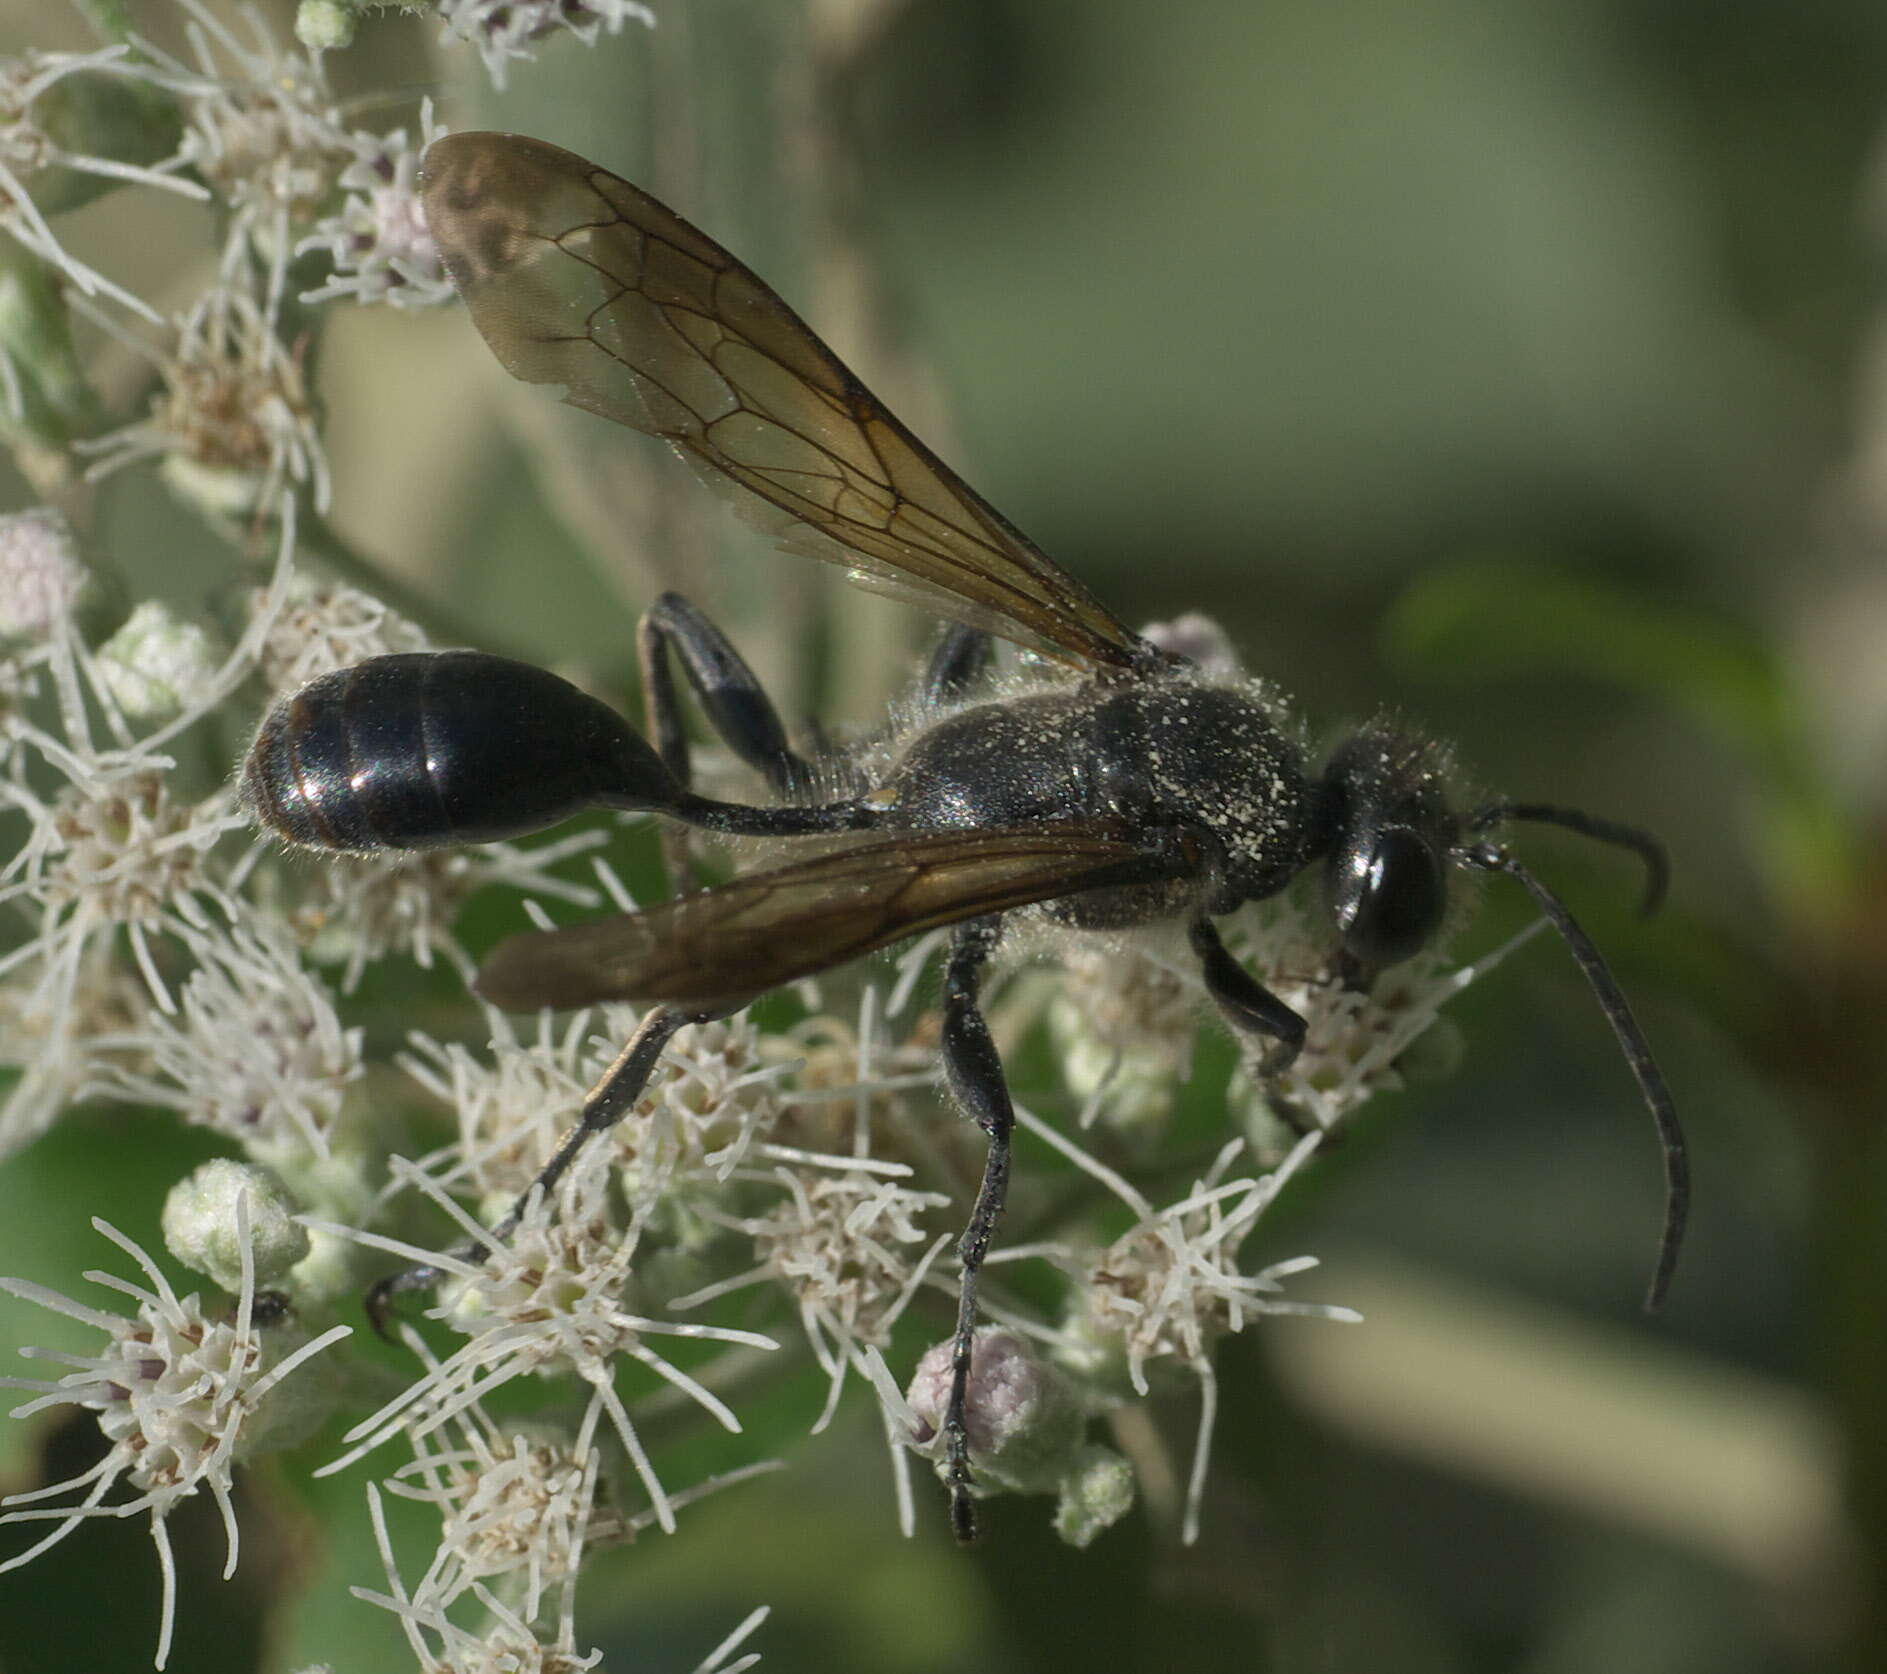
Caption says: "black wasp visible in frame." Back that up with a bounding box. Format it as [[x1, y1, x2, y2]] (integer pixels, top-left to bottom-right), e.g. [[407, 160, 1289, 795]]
[[244, 131, 1689, 1542]]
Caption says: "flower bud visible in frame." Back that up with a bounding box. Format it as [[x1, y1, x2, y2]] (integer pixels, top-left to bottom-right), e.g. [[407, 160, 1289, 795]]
[[1053, 1445, 1136, 1548], [906, 1330, 1084, 1495], [0, 506, 86, 639], [96, 601, 223, 721], [162, 1160, 311, 1292], [296, 2, 359, 51]]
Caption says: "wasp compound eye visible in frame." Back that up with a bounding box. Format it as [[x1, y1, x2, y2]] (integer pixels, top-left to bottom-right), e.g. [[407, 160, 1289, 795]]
[[1327, 825, 1447, 970]]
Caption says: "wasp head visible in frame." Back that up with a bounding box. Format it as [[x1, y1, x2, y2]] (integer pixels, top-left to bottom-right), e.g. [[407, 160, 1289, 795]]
[[1318, 720, 1461, 977]]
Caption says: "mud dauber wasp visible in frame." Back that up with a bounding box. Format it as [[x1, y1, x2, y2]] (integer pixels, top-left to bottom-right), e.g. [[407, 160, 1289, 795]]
[[244, 131, 1689, 1542]]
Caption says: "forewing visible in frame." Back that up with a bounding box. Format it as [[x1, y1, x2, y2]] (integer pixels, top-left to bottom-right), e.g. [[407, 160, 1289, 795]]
[[420, 131, 1145, 671], [474, 824, 1186, 1012]]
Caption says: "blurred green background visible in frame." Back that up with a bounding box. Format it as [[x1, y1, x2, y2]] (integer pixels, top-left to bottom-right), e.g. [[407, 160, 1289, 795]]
[[3, 0, 1886, 1670]]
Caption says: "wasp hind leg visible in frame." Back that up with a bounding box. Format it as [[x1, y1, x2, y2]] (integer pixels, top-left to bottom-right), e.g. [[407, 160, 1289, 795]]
[[935, 914, 1017, 1544], [638, 590, 827, 887], [914, 621, 992, 709]]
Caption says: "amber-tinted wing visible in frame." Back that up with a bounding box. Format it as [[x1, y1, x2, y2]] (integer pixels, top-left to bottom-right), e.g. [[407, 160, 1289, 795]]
[[474, 824, 1189, 1013], [420, 131, 1146, 672]]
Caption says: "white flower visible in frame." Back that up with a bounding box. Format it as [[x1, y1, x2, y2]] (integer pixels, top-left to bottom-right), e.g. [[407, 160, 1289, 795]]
[[251, 576, 429, 693], [81, 274, 331, 516], [355, 1477, 773, 1674], [0, 495, 296, 1155], [299, 103, 456, 309], [399, 1009, 603, 1215], [356, 1479, 605, 1674], [1225, 892, 1545, 1142], [1043, 942, 1198, 1134], [0, 764, 237, 1154], [380, 1389, 782, 1630], [1043, 1124, 1360, 1543], [315, 1163, 777, 1533], [670, 1168, 952, 1432], [143, 0, 352, 266], [400, 1002, 794, 1218], [435, 0, 657, 91], [285, 834, 607, 994], [85, 915, 364, 1170], [606, 1011, 794, 1201], [0, 1210, 349, 1669], [0, 507, 86, 639]]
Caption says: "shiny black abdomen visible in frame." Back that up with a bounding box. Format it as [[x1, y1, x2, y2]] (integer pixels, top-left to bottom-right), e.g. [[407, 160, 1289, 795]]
[[243, 651, 674, 852]]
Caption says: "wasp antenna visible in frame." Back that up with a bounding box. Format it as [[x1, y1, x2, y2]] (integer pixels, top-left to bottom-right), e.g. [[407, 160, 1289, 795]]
[[1468, 802, 1670, 919], [1458, 843, 1688, 1312]]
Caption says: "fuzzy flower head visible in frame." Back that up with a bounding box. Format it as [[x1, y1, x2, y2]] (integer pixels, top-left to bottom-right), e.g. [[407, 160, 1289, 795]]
[[85, 277, 329, 517], [0, 506, 86, 639], [1062, 1140, 1359, 1543], [379, 1387, 782, 1639], [356, 1472, 605, 1674], [393, 1421, 612, 1622], [994, 1105, 1360, 1543], [251, 576, 429, 693], [357, 1469, 772, 1674], [1043, 942, 1199, 1136], [400, 1013, 599, 1216], [749, 1171, 950, 1361], [379, 1385, 665, 1642], [399, 1004, 791, 1223], [0, 945, 149, 1152], [0, 1212, 349, 1668], [1063, 1136, 1351, 1395], [671, 1165, 951, 1435], [32, 770, 211, 925], [283, 829, 605, 993], [607, 1012, 793, 1204], [762, 989, 957, 1161], [0, 760, 238, 1151], [320, 1164, 777, 1533], [299, 104, 454, 308], [436, 0, 657, 90], [1225, 891, 1538, 1145], [88, 917, 366, 1173], [0, 496, 296, 1155], [158, 0, 349, 253]]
